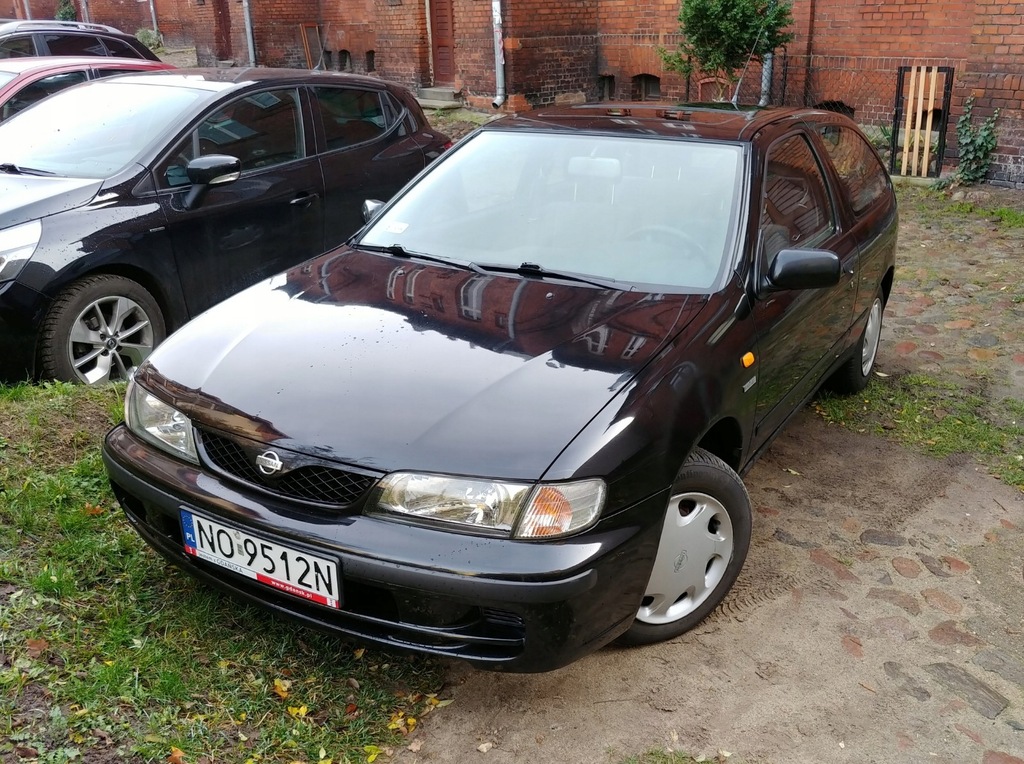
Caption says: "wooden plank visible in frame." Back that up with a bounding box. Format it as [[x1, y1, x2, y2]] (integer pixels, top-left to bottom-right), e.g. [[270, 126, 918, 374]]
[[900, 66, 917, 176], [922, 67, 939, 176], [911, 65, 927, 176]]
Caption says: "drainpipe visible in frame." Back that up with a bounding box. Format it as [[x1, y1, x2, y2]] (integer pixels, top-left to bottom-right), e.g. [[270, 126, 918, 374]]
[[21, 0, 31, 19], [80, 0, 91, 23], [241, 0, 257, 66], [491, 0, 505, 108], [147, 0, 159, 37]]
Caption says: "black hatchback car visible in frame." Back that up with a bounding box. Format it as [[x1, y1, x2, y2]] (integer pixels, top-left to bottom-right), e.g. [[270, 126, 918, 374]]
[[0, 19, 159, 60], [0, 68, 449, 383], [103, 103, 897, 672]]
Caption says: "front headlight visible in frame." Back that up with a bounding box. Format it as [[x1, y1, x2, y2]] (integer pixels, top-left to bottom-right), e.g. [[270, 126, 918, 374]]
[[0, 220, 42, 282], [369, 473, 605, 539], [125, 379, 198, 464]]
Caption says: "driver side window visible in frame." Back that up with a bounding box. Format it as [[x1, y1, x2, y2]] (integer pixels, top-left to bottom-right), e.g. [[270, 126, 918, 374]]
[[158, 88, 303, 188], [760, 135, 835, 261]]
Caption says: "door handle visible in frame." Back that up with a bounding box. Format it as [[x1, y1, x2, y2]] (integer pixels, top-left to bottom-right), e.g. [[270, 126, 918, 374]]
[[290, 192, 319, 208]]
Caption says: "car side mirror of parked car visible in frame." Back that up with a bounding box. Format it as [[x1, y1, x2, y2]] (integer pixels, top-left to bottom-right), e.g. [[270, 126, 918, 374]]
[[765, 248, 841, 292], [362, 199, 385, 224], [183, 155, 242, 210]]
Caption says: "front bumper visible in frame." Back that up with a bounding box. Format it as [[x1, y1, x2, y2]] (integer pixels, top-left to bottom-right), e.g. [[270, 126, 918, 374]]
[[0, 279, 44, 381], [103, 425, 668, 672]]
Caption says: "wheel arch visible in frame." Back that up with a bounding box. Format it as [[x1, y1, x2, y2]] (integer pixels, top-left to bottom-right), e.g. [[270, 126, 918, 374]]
[[695, 416, 745, 473]]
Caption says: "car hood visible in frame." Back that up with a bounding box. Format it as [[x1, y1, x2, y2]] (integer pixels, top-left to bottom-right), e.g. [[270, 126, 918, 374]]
[[0, 174, 102, 229], [143, 248, 707, 480]]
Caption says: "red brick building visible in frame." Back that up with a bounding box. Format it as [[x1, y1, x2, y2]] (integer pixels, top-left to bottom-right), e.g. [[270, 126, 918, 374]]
[[9, 0, 1024, 185]]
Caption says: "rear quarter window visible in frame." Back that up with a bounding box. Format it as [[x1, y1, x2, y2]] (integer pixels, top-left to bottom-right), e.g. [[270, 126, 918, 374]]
[[818, 125, 890, 216]]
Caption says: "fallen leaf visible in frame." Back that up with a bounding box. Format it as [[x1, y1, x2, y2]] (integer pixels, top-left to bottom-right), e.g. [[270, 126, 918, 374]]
[[168, 746, 187, 764], [784, 468, 801, 476], [347, 677, 360, 690], [287, 704, 308, 718], [273, 678, 291, 699], [345, 703, 358, 715], [364, 744, 381, 763], [84, 503, 106, 516], [478, 742, 494, 753], [353, 648, 365, 659], [435, 698, 454, 708], [407, 739, 424, 753], [25, 638, 48, 658]]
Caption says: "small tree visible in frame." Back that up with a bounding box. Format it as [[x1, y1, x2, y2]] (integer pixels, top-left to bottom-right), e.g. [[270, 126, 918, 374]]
[[55, 0, 77, 21], [661, 0, 794, 100]]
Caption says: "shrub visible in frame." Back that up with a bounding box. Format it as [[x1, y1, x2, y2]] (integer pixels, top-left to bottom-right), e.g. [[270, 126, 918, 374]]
[[55, 0, 76, 21], [135, 27, 162, 52]]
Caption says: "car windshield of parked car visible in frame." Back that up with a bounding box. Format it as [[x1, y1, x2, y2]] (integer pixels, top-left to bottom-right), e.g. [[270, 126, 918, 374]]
[[358, 130, 743, 290], [0, 80, 205, 178]]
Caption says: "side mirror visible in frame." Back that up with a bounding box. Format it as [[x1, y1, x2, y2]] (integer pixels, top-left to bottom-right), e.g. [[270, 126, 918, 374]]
[[183, 154, 241, 210], [765, 248, 841, 291], [362, 199, 385, 224]]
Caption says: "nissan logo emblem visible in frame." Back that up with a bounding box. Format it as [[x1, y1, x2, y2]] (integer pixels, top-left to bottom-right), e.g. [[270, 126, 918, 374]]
[[255, 450, 284, 475]]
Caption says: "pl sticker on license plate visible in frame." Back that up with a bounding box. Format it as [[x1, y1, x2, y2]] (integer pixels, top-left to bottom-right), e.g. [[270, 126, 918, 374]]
[[180, 509, 340, 608]]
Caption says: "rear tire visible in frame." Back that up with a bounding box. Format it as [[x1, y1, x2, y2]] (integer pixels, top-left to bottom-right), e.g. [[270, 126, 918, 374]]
[[829, 291, 884, 394], [619, 448, 752, 646], [39, 275, 165, 385]]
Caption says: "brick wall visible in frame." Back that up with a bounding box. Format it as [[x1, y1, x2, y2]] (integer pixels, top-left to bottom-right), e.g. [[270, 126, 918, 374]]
[[373, 0, 427, 87]]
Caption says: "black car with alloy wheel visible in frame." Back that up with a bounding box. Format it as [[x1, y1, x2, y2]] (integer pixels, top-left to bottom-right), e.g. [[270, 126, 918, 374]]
[[0, 67, 449, 383], [103, 103, 897, 672]]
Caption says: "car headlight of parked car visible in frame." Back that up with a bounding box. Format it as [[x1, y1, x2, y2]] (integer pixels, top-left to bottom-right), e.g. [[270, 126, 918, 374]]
[[0, 220, 42, 283], [370, 473, 605, 539], [125, 380, 199, 464]]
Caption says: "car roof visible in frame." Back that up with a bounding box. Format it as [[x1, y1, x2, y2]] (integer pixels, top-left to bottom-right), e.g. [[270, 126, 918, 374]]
[[0, 55, 171, 75], [485, 102, 838, 143], [102, 67, 397, 93], [0, 19, 122, 34]]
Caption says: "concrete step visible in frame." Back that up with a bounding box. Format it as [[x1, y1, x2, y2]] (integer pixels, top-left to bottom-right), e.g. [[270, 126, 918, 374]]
[[417, 98, 462, 111], [418, 86, 458, 103]]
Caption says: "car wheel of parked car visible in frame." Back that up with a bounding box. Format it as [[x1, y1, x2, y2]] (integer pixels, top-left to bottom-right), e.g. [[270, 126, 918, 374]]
[[39, 275, 166, 385], [620, 447, 752, 646], [828, 291, 884, 395]]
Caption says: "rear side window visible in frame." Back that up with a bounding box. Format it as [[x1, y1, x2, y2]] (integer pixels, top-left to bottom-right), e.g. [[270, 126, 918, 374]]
[[313, 87, 386, 150], [101, 37, 142, 58], [42, 33, 106, 56], [0, 35, 35, 58], [818, 125, 890, 215]]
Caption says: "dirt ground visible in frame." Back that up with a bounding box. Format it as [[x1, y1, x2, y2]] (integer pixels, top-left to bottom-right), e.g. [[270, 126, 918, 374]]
[[390, 187, 1024, 763]]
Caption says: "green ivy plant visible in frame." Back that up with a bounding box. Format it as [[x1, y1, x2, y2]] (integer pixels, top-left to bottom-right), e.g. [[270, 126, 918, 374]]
[[937, 96, 1000, 188], [55, 0, 77, 21], [660, 0, 794, 100]]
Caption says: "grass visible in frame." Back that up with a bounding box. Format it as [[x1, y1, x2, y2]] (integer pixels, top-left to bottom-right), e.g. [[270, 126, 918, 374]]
[[814, 373, 1024, 489], [0, 381, 445, 763]]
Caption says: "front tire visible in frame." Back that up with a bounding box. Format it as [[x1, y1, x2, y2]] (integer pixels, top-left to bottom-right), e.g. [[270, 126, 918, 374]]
[[619, 447, 752, 646], [39, 275, 165, 385]]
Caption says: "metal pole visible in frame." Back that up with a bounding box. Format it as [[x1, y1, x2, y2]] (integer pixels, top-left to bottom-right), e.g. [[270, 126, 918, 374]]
[[241, 0, 256, 66], [21, 0, 31, 20], [148, 0, 159, 36]]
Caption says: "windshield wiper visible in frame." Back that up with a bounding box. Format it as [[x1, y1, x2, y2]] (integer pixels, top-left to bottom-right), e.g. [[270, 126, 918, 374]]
[[471, 261, 625, 290], [0, 162, 55, 176], [358, 243, 484, 273]]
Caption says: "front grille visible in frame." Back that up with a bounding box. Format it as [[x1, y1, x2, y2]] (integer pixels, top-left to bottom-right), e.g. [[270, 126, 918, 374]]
[[198, 429, 377, 506]]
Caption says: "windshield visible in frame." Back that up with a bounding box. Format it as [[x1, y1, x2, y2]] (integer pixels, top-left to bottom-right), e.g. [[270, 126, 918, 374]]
[[0, 80, 205, 178], [0, 71, 15, 88], [359, 130, 744, 290]]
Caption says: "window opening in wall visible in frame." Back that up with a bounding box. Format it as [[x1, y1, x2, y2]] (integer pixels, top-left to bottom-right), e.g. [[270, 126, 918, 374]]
[[598, 75, 615, 101], [338, 49, 352, 72], [632, 74, 661, 101], [365, 50, 375, 72]]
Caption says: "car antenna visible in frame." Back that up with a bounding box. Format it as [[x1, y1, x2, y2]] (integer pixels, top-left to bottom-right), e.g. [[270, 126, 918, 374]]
[[731, 23, 767, 109]]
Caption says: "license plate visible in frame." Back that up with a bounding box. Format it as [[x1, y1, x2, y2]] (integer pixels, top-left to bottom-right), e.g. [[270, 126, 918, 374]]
[[180, 509, 341, 608]]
